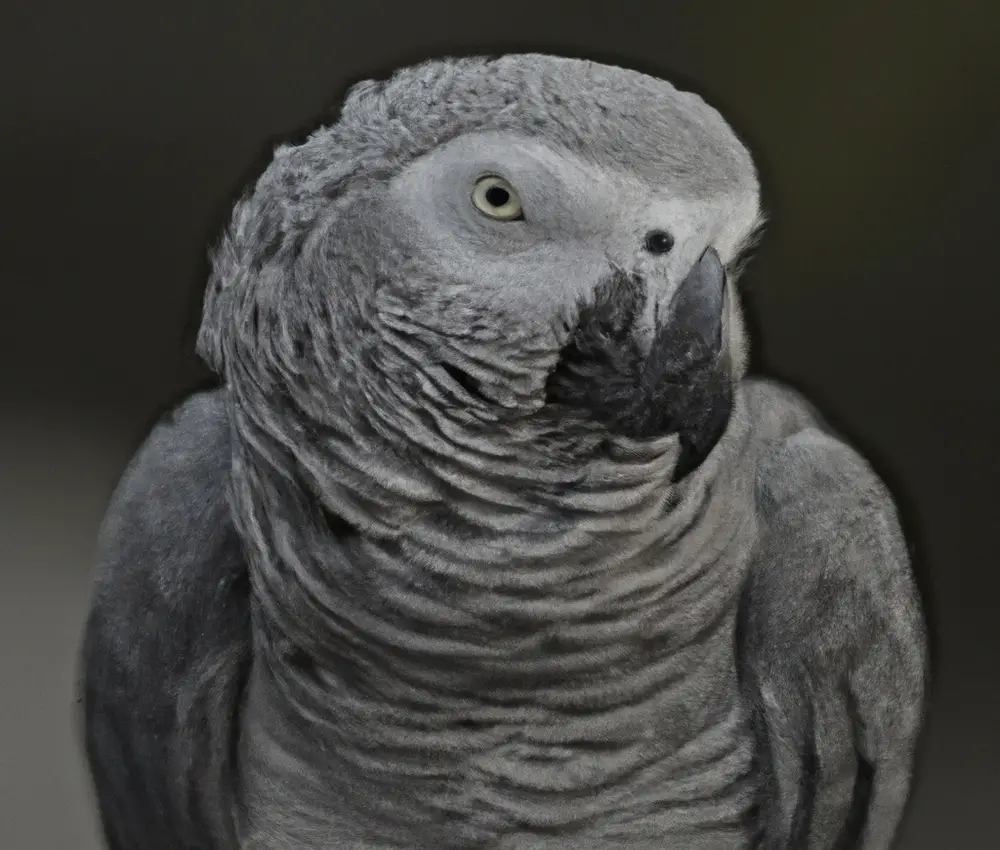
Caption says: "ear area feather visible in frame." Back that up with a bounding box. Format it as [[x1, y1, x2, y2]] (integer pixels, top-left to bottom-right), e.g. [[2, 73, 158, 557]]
[[196, 164, 315, 378], [197, 230, 240, 376], [196, 191, 274, 376]]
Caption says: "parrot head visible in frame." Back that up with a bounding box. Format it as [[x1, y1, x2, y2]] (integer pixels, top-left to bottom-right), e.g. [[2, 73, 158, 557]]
[[199, 54, 765, 482]]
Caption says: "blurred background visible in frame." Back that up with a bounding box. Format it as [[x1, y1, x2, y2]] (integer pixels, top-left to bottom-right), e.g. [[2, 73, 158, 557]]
[[2, 1, 998, 847]]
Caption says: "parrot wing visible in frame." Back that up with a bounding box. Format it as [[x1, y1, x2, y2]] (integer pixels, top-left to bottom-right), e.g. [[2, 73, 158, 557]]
[[79, 388, 249, 850], [737, 381, 928, 850]]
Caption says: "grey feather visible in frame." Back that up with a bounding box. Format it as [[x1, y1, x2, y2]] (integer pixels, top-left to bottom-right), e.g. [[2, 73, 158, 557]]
[[80, 53, 926, 850], [81, 390, 249, 850]]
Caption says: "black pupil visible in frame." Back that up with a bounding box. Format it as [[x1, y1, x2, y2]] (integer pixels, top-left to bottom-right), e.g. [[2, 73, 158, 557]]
[[645, 230, 674, 255], [484, 185, 511, 207]]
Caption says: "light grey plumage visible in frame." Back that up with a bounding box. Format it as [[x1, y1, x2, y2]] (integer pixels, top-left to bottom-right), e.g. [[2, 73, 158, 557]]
[[80, 54, 927, 850]]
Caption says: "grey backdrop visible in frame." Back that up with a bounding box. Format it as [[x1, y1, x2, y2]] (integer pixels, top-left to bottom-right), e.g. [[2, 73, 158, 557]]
[[2, 1, 998, 848]]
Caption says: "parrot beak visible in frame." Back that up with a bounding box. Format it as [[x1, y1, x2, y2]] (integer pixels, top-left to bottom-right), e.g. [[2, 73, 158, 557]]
[[543, 247, 733, 454], [666, 246, 726, 353]]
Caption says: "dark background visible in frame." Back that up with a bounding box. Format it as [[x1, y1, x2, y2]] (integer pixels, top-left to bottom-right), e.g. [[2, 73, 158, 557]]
[[2, 1, 998, 847]]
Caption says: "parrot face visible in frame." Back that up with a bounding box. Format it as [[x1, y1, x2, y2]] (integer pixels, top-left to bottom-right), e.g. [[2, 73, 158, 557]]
[[201, 54, 765, 481], [381, 129, 762, 475]]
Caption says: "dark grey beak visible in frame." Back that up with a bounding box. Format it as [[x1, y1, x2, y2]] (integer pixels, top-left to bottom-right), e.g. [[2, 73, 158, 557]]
[[667, 247, 726, 350], [544, 250, 734, 467]]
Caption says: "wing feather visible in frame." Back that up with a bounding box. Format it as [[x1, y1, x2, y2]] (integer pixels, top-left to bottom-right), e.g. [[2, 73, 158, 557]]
[[79, 389, 250, 850], [738, 384, 928, 850]]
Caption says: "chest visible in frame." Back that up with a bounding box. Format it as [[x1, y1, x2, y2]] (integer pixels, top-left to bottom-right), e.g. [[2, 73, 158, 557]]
[[240, 602, 760, 849], [239, 438, 765, 849]]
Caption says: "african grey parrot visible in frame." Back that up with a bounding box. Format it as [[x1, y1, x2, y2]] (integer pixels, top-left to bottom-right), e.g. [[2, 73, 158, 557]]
[[80, 54, 927, 850]]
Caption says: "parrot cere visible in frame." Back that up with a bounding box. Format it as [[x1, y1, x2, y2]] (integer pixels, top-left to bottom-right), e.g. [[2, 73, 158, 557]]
[[80, 54, 928, 850]]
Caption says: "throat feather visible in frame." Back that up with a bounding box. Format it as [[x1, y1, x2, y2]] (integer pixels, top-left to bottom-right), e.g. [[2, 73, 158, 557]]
[[234, 382, 758, 847]]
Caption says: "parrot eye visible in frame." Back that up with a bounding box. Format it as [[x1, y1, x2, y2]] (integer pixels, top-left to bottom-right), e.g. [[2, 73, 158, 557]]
[[471, 175, 524, 221]]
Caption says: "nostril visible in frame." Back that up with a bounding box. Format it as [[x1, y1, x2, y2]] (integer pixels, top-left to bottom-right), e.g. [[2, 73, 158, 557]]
[[643, 229, 675, 255]]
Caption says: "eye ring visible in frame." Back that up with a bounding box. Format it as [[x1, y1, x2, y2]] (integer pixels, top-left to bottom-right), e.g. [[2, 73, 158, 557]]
[[471, 174, 524, 221]]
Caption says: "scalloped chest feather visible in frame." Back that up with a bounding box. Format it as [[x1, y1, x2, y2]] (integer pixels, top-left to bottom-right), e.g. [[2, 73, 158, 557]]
[[237, 397, 765, 850]]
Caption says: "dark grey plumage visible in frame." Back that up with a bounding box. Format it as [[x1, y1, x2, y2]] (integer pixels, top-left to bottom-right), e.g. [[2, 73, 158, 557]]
[[80, 54, 927, 850]]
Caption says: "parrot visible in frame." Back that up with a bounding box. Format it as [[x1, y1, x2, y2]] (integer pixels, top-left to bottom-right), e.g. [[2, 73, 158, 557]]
[[79, 53, 928, 850]]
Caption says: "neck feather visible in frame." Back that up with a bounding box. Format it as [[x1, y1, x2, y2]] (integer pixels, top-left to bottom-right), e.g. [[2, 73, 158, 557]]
[[231, 380, 759, 846]]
